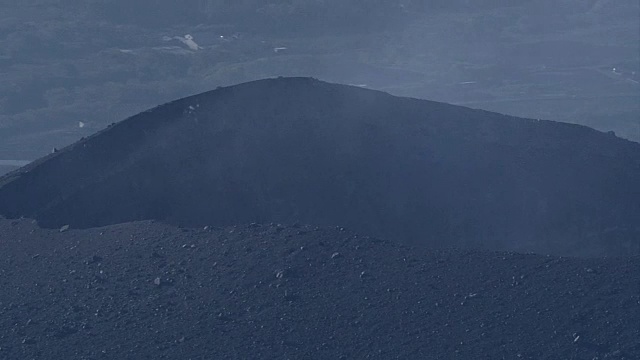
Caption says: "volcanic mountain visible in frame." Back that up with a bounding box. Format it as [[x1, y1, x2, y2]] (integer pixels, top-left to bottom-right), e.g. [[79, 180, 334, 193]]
[[1, 77, 639, 256]]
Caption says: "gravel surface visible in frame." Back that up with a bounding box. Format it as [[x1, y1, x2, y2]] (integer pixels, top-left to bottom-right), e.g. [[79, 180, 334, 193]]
[[1, 219, 638, 359]]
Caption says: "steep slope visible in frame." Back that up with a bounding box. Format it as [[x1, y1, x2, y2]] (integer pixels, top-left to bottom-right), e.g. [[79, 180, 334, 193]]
[[1, 77, 639, 256], [0, 218, 638, 360]]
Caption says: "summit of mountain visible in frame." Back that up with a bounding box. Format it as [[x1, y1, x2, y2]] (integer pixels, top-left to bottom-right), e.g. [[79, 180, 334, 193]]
[[1, 77, 639, 256]]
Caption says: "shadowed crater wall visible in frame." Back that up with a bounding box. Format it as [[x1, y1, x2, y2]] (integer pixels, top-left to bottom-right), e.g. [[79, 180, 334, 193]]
[[0, 77, 639, 256]]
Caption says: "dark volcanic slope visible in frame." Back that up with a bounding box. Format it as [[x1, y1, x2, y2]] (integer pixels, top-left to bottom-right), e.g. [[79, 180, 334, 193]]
[[0, 218, 638, 360], [1, 77, 639, 256]]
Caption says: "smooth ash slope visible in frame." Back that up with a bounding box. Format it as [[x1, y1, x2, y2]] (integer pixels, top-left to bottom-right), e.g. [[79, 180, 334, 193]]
[[1, 78, 639, 256]]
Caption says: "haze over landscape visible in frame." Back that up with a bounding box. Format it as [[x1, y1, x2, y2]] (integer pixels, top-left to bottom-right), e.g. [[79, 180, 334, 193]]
[[1, 0, 638, 170], [0, 1, 639, 359]]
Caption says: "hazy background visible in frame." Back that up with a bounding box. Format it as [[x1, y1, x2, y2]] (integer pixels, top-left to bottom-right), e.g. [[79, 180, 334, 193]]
[[1, 0, 638, 169]]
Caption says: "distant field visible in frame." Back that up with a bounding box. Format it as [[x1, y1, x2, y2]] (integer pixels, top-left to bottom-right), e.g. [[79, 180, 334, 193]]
[[0, 160, 30, 166], [0, 166, 19, 176], [0, 161, 29, 176]]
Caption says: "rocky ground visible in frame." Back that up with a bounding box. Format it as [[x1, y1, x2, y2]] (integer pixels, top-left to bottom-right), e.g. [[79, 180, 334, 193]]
[[0, 218, 638, 360]]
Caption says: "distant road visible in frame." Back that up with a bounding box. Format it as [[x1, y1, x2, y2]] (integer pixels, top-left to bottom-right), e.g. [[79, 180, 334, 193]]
[[0, 160, 30, 166]]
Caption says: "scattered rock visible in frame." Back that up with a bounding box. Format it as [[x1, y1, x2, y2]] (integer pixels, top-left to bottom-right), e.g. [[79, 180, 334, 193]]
[[0, 218, 637, 359]]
